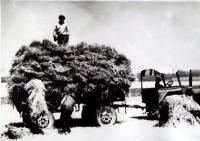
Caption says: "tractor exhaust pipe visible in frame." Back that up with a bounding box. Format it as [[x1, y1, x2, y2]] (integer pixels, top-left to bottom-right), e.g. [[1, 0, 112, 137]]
[[183, 70, 200, 96], [185, 69, 193, 96], [189, 69, 192, 88]]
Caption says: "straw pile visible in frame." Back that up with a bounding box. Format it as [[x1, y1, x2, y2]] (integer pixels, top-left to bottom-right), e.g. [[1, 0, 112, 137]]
[[24, 79, 54, 128], [1, 124, 57, 139], [7, 39, 134, 113], [1, 125, 31, 139], [158, 95, 200, 127]]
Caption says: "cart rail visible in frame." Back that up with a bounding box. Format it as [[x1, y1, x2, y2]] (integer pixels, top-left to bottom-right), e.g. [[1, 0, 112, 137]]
[[110, 103, 146, 109]]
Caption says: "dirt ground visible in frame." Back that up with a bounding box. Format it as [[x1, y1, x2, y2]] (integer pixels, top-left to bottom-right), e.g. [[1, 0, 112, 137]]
[[1, 97, 200, 141]]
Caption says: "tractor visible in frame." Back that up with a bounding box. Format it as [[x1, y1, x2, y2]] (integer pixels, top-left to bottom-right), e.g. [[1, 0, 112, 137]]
[[38, 69, 200, 127]]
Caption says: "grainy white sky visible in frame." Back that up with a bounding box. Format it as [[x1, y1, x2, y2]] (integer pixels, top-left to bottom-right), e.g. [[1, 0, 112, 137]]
[[1, 0, 200, 75]]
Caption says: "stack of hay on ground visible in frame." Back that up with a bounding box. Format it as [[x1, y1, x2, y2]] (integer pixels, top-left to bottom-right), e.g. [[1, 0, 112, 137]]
[[1, 125, 31, 139], [158, 94, 200, 127], [1, 123, 58, 139]]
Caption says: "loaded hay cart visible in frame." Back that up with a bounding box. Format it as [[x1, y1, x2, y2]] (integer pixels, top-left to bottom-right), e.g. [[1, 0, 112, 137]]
[[7, 40, 134, 128], [20, 69, 200, 128], [8, 39, 199, 128]]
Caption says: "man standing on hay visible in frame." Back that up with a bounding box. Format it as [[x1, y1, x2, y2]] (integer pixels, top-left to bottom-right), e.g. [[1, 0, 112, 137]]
[[53, 15, 70, 46]]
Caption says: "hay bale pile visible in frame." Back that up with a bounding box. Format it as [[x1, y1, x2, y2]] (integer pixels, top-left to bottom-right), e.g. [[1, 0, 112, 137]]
[[1, 124, 57, 139], [7, 39, 134, 113], [158, 95, 200, 127], [1, 125, 31, 139]]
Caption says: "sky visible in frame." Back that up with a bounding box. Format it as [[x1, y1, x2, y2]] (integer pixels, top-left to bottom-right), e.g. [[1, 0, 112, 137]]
[[1, 0, 200, 75]]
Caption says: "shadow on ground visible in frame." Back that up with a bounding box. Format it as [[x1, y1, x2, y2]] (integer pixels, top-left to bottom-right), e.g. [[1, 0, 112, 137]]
[[6, 122, 47, 134], [54, 118, 98, 128], [7, 122, 24, 128], [131, 116, 158, 121], [1, 118, 97, 139], [5, 118, 97, 131]]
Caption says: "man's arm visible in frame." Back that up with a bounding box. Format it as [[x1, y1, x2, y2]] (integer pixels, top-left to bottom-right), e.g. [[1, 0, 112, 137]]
[[65, 25, 69, 35], [58, 95, 66, 109], [53, 25, 58, 41]]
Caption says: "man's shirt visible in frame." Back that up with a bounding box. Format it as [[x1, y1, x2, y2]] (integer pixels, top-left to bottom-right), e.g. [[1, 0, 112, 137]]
[[62, 95, 76, 109], [53, 23, 69, 36]]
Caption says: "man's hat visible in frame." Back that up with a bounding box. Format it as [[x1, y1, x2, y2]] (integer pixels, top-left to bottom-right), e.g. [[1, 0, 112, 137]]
[[59, 15, 65, 21]]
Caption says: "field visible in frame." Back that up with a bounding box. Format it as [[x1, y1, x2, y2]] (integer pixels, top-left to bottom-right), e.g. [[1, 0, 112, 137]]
[[1, 97, 200, 141], [131, 80, 200, 88], [1, 83, 200, 141]]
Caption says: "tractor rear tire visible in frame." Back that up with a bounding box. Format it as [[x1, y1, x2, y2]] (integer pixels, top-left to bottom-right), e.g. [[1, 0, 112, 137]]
[[95, 106, 117, 126]]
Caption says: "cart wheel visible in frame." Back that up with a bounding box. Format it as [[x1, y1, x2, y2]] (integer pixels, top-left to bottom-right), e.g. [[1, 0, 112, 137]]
[[95, 106, 117, 126], [37, 112, 54, 129], [37, 114, 49, 128]]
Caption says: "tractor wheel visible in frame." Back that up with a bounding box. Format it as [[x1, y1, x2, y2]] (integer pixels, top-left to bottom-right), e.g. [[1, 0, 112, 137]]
[[37, 112, 54, 129], [95, 106, 117, 126]]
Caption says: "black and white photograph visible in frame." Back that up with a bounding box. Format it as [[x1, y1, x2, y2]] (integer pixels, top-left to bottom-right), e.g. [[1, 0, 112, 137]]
[[1, 0, 200, 141]]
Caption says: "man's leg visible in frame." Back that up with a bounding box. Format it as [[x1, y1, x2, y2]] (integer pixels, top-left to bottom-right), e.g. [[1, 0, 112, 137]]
[[65, 111, 72, 133], [60, 108, 68, 133], [62, 35, 69, 46], [57, 35, 64, 45]]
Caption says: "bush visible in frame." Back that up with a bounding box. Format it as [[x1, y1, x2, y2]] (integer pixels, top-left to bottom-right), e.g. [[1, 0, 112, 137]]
[[7, 39, 134, 112]]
